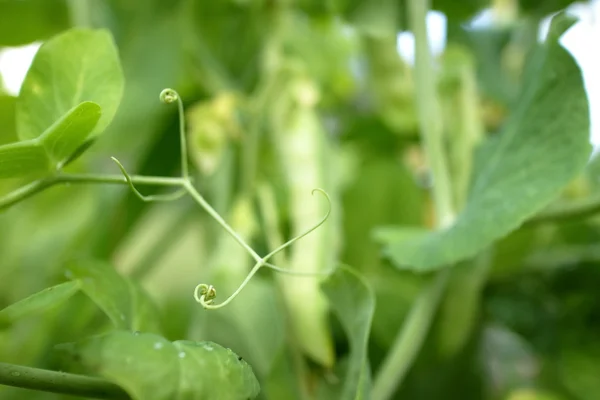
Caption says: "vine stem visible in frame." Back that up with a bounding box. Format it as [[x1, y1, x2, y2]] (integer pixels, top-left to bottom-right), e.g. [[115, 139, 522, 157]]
[[194, 189, 332, 309], [0, 174, 185, 212], [372, 0, 455, 399], [0, 362, 129, 399], [183, 180, 262, 262], [371, 270, 449, 400]]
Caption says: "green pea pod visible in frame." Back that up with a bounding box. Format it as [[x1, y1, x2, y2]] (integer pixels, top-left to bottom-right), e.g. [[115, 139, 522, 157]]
[[275, 74, 338, 367]]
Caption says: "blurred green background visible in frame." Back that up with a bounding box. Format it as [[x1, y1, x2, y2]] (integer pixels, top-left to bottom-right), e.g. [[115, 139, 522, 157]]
[[1, 0, 600, 399]]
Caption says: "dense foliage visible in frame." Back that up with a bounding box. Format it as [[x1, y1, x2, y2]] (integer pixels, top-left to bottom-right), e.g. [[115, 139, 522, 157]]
[[0, 1, 598, 399]]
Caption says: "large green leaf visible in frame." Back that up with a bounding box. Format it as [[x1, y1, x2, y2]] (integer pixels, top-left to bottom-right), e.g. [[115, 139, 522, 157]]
[[0, 102, 100, 177], [66, 260, 161, 333], [0, 0, 69, 46], [17, 28, 124, 140], [320, 266, 375, 400], [63, 331, 260, 400], [0, 139, 50, 178], [0, 95, 17, 145], [341, 0, 402, 37], [38, 101, 101, 166], [379, 14, 591, 271], [0, 281, 80, 325]]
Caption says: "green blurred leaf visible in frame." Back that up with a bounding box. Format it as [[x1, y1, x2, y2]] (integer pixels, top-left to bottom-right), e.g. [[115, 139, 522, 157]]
[[0, 95, 17, 145], [0, 281, 80, 325], [17, 28, 124, 140], [39, 101, 101, 165], [0, 0, 69, 46], [506, 389, 566, 400], [432, 0, 483, 22], [66, 260, 161, 333], [187, 1, 267, 92], [364, 37, 419, 135], [63, 330, 260, 400], [341, 0, 402, 36], [264, 348, 305, 400], [0, 139, 50, 179], [520, 0, 581, 18], [558, 344, 600, 400], [320, 266, 375, 400], [481, 324, 539, 396], [380, 14, 590, 271]]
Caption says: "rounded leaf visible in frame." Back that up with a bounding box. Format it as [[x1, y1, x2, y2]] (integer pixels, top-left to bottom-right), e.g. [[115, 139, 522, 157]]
[[64, 331, 260, 400], [17, 28, 124, 140]]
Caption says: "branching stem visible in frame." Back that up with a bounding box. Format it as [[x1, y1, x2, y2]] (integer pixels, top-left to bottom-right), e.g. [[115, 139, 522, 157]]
[[0, 174, 184, 211], [2, 87, 333, 314]]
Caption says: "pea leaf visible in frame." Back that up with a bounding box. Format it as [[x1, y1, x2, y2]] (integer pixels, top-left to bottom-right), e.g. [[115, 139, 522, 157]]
[[0, 281, 80, 325], [0, 95, 17, 145], [379, 14, 591, 271], [66, 260, 161, 333], [38, 101, 101, 166], [62, 331, 260, 400], [0, 139, 50, 178], [0, 0, 69, 46], [320, 266, 375, 400], [17, 28, 124, 140]]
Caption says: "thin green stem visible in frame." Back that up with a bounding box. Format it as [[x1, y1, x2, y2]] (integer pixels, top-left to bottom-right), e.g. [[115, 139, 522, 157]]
[[262, 189, 331, 261], [0, 174, 185, 212], [159, 88, 189, 180], [372, 0, 454, 398], [111, 157, 187, 202], [194, 189, 332, 309], [0, 362, 129, 399], [176, 94, 190, 180], [195, 258, 264, 309], [371, 270, 450, 400], [412, 6, 454, 226], [184, 181, 261, 262], [59, 173, 185, 186]]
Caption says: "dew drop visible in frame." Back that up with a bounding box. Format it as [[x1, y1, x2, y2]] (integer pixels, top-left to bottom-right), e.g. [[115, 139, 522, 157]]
[[203, 344, 213, 352], [154, 342, 163, 350], [133, 331, 141, 336], [178, 351, 186, 358], [10, 371, 20, 377]]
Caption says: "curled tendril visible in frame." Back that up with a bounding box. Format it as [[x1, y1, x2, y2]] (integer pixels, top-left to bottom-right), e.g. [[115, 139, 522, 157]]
[[159, 88, 189, 179], [195, 188, 332, 310], [111, 157, 186, 202], [159, 88, 178, 104], [194, 284, 217, 308]]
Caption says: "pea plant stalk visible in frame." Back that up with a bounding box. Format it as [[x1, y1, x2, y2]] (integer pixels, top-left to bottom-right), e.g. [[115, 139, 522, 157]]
[[0, 5, 594, 399], [0, 87, 332, 397], [373, 0, 455, 398]]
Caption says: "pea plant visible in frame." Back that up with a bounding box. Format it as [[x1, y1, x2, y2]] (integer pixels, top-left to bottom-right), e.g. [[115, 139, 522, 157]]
[[0, 1, 597, 400], [0, 26, 352, 399]]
